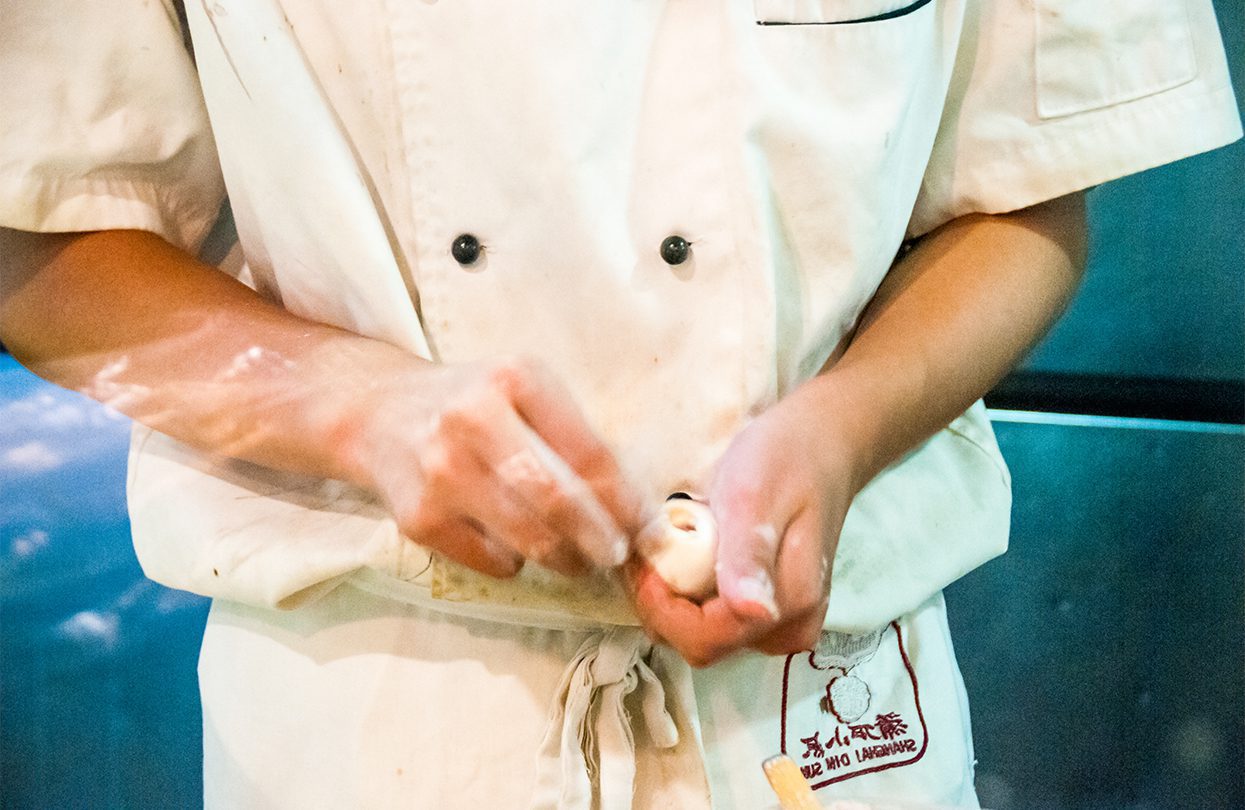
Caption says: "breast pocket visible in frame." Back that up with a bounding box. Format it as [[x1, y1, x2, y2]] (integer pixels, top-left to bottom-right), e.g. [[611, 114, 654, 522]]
[[1035, 0, 1197, 118], [754, 0, 934, 26]]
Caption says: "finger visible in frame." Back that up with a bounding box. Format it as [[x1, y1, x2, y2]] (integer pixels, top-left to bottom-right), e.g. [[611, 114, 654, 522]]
[[407, 516, 524, 580], [751, 605, 829, 657], [386, 441, 526, 578], [415, 427, 588, 575], [496, 359, 647, 534], [771, 508, 833, 618], [710, 488, 786, 624], [450, 443, 594, 577], [627, 559, 761, 667], [466, 403, 628, 569], [751, 509, 833, 656]]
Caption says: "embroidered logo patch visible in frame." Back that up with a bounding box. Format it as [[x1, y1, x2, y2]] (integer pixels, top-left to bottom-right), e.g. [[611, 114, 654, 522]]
[[779, 621, 927, 788]]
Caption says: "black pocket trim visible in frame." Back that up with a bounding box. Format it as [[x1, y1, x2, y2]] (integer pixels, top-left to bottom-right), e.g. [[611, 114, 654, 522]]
[[757, 0, 935, 26]]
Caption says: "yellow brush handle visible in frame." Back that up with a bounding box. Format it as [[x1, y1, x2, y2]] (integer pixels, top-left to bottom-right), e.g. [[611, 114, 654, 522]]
[[762, 754, 822, 810]]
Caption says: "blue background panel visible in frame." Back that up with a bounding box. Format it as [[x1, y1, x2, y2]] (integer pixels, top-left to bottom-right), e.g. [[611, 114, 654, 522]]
[[948, 414, 1244, 810], [0, 355, 208, 809], [1021, 0, 1244, 384]]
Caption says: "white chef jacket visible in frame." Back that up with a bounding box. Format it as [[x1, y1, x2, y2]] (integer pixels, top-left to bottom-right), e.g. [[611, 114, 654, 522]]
[[1, 1, 1239, 807]]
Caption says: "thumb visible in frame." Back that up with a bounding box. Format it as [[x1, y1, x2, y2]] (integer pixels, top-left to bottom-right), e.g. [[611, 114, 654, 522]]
[[713, 502, 784, 623]]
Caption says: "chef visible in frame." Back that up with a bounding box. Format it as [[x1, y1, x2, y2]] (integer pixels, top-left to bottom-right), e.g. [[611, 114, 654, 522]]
[[1, 0, 1239, 807]]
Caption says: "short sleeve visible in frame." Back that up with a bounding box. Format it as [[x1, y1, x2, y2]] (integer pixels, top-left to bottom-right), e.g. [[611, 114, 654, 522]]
[[909, 0, 1243, 236], [0, 0, 226, 253]]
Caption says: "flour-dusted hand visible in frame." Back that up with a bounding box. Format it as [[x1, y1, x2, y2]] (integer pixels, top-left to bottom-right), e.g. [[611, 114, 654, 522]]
[[2, 230, 645, 583], [627, 194, 1089, 668], [628, 383, 857, 667], [340, 355, 646, 579]]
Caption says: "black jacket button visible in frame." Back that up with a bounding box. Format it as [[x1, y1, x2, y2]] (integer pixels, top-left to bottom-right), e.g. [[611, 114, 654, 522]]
[[660, 235, 690, 266], [452, 233, 481, 266]]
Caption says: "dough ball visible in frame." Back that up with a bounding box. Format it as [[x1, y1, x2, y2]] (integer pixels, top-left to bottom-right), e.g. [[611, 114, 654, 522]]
[[637, 497, 718, 600]]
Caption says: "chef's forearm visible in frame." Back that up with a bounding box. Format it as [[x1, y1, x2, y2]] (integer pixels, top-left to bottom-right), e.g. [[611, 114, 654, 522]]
[[807, 192, 1088, 493], [0, 227, 406, 485]]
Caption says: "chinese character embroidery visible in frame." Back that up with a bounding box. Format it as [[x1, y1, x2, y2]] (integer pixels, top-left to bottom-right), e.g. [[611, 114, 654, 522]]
[[800, 731, 825, 759], [874, 712, 909, 741]]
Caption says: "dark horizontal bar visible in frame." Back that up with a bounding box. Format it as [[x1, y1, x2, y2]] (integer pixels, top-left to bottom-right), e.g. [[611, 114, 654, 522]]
[[3, 346, 1241, 424], [985, 371, 1245, 425]]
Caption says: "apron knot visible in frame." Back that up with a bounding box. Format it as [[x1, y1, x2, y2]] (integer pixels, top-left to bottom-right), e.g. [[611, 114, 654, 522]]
[[531, 627, 679, 810]]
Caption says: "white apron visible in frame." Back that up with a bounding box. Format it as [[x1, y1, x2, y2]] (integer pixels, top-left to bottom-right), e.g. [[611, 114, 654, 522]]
[[1, 0, 1238, 806], [198, 575, 976, 808]]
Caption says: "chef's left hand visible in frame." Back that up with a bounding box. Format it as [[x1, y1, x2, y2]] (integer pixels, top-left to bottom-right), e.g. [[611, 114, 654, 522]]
[[630, 195, 1090, 667], [628, 384, 860, 668]]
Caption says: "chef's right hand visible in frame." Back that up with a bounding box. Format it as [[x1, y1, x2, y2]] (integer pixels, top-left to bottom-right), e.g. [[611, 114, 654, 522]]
[[339, 355, 645, 579], [0, 229, 643, 577]]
